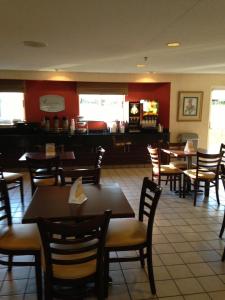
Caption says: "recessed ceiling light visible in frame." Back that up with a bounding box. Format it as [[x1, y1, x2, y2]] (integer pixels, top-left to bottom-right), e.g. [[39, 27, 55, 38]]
[[167, 42, 180, 47], [23, 41, 48, 48], [136, 64, 145, 68]]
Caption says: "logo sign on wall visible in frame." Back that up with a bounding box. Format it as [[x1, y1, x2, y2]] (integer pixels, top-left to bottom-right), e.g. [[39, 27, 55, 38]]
[[40, 95, 65, 112]]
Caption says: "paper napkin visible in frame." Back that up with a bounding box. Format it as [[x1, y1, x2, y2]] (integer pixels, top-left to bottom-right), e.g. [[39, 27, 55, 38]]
[[68, 177, 88, 204]]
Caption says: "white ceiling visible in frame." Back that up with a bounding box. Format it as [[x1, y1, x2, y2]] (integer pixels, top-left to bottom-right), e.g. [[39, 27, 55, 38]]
[[1, 0, 225, 74]]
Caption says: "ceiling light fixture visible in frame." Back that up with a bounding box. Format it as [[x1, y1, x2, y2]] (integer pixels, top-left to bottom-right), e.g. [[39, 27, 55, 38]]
[[136, 56, 149, 68], [167, 42, 180, 47], [23, 41, 48, 48]]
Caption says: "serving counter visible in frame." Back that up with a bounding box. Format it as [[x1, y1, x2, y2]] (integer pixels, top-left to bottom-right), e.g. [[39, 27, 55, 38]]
[[0, 127, 169, 167]]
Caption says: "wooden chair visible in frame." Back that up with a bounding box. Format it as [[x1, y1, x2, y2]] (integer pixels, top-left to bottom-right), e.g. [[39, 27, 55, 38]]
[[0, 166, 24, 206], [219, 143, 225, 189], [60, 167, 101, 185], [105, 177, 162, 296], [60, 146, 105, 185], [26, 156, 60, 194], [37, 210, 111, 300], [0, 179, 42, 300], [183, 151, 222, 206], [147, 145, 182, 197], [166, 142, 187, 169]]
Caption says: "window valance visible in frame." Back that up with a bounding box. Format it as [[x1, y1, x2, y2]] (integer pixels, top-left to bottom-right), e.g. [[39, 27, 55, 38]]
[[76, 82, 128, 95]]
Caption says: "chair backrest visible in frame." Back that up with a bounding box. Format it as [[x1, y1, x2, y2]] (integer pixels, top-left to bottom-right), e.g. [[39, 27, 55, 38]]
[[196, 151, 222, 178], [26, 156, 60, 177], [94, 146, 105, 169], [139, 177, 162, 242], [147, 146, 161, 169], [0, 179, 12, 226], [220, 143, 225, 172], [60, 167, 101, 185], [26, 156, 60, 190], [37, 210, 111, 285]]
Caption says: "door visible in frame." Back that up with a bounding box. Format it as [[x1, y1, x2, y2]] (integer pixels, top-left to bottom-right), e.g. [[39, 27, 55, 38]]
[[208, 89, 225, 151]]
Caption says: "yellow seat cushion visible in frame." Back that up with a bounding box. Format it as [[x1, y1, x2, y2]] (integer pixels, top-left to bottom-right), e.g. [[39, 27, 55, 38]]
[[106, 219, 147, 248], [153, 165, 182, 175], [34, 178, 56, 186], [0, 224, 40, 251], [53, 256, 97, 280], [183, 169, 216, 180], [2, 172, 23, 181], [169, 161, 187, 169]]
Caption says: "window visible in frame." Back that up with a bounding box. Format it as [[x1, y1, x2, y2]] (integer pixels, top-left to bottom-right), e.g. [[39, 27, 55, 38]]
[[79, 94, 128, 122], [0, 92, 25, 125]]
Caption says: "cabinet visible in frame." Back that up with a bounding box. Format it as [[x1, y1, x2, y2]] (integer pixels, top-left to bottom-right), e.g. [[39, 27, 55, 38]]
[[0, 128, 169, 168]]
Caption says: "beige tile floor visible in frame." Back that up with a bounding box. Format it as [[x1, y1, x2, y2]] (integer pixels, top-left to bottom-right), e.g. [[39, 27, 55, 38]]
[[1, 167, 225, 299]]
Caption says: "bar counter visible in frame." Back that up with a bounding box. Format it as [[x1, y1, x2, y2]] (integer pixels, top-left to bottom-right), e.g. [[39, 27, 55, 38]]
[[0, 126, 169, 167]]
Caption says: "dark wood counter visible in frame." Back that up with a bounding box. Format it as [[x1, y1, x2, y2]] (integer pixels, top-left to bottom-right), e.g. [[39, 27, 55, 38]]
[[0, 128, 169, 167]]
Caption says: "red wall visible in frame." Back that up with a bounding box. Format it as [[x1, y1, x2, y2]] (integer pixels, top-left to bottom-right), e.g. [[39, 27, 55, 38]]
[[25, 80, 79, 127], [25, 80, 170, 128]]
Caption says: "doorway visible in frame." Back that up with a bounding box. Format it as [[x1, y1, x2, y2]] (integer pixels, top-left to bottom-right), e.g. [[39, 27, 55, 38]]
[[208, 89, 225, 151]]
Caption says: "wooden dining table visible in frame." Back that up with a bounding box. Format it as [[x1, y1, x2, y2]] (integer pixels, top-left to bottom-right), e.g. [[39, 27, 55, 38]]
[[22, 184, 135, 223], [162, 148, 196, 169], [19, 151, 75, 162]]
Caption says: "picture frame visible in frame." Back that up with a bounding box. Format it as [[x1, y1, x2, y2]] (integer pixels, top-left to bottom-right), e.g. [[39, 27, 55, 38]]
[[177, 91, 203, 121]]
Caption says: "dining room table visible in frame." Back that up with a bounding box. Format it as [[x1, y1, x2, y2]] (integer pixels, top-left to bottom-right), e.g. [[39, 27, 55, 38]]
[[19, 151, 75, 162], [22, 184, 135, 224], [162, 148, 196, 169]]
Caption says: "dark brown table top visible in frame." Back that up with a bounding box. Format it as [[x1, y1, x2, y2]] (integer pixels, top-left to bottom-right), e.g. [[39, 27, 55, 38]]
[[19, 151, 75, 161], [22, 184, 135, 223]]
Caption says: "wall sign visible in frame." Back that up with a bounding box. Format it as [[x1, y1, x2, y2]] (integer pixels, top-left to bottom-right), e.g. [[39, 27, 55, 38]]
[[40, 95, 65, 112]]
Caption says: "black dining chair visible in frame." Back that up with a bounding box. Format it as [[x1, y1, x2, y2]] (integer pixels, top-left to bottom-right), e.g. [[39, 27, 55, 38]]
[[147, 145, 182, 197], [104, 177, 162, 296], [0, 166, 24, 206], [26, 155, 60, 194], [0, 179, 42, 299], [183, 151, 222, 206], [37, 210, 111, 300], [60, 146, 105, 185]]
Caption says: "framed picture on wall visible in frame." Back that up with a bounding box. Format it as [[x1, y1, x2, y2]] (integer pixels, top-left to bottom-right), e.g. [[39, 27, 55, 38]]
[[177, 91, 203, 121]]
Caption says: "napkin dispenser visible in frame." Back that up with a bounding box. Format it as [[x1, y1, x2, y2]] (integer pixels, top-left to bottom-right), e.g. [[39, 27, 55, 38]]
[[45, 143, 56, 156], [68, 177, 88, 204], [184, 139, 195, 153]]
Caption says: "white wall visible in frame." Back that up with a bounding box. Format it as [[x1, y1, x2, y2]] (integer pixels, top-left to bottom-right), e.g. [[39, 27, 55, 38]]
[[1, 70, 225, 148]]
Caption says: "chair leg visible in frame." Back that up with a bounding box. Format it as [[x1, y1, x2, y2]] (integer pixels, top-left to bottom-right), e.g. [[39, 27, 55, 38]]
[[146, 245, 156, 295], [44, 274, 53, 300], [19, 177, 24, 206], [8, 254, 13, 272], [215, 180, 220, 205], [219, 211, 225, 238], [205, 181, 209, 197], [104, 251, 110, 298], [222, 247, 225, 261], [35, 253, 42, 300], [178, 174, 181, 198], [170, 176, 172, 191], [183, 175, 187, 198], [193, 180, 198, 206], [139, 249, 145, 267]]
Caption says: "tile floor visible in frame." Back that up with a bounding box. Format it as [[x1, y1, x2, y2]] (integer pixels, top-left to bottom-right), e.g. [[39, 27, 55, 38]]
[[1, 167, 225, 299]]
